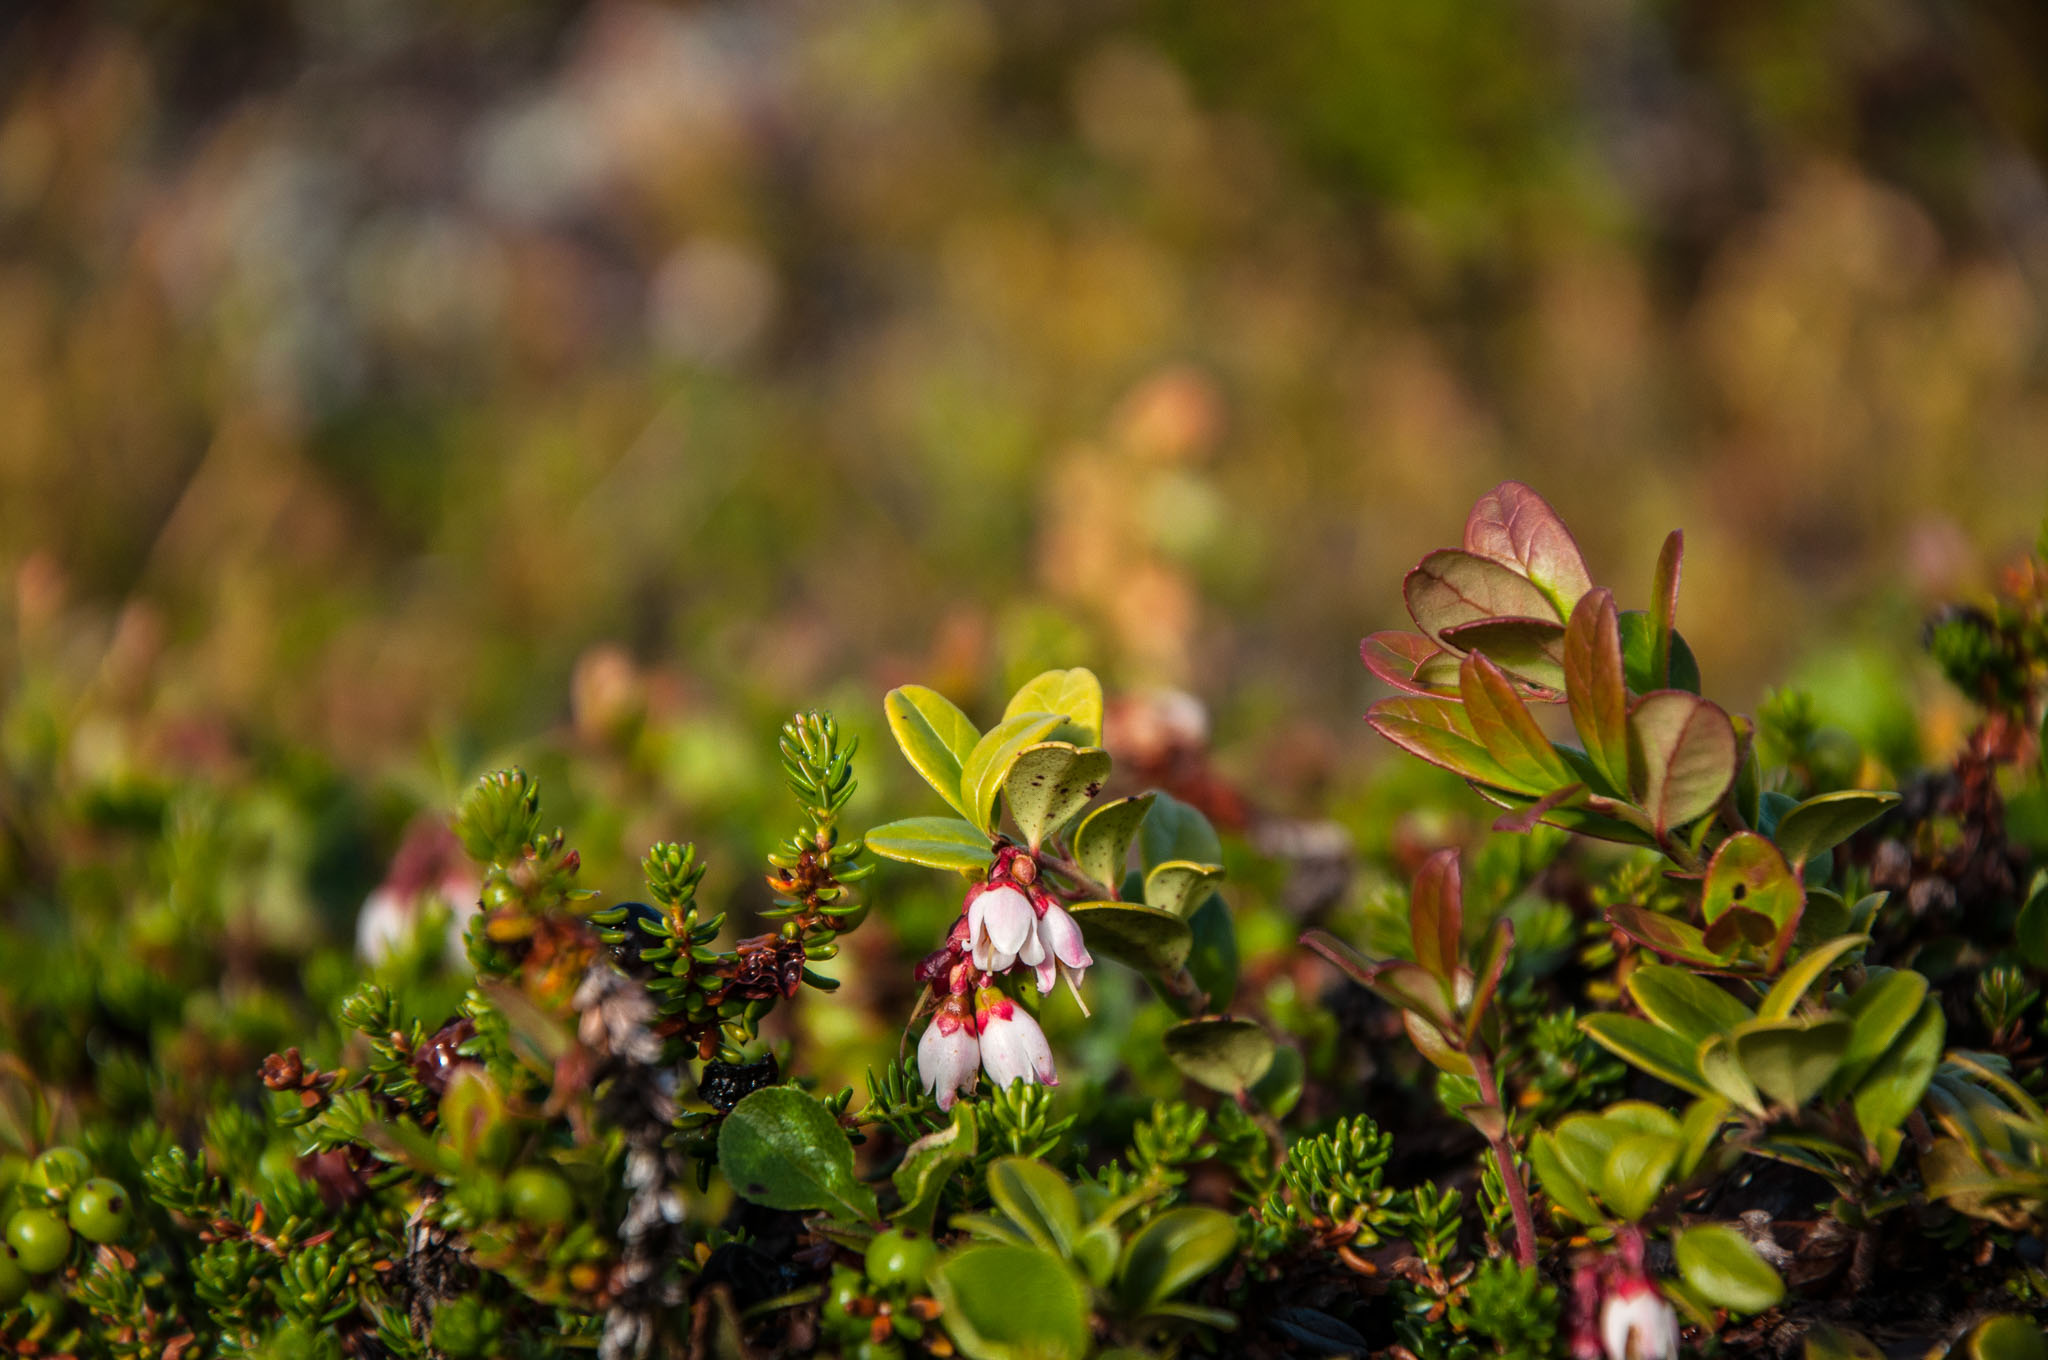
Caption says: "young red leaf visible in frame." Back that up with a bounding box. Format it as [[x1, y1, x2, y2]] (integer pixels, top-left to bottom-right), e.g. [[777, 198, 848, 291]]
[[1366, 695, 1520, 789], [1436, 616, 1567, 695], [1627, 690, 1737, 836], [1409, 848, 1463, 982], [1360, 631, 1460, 696], [1462, 481, 1596, 618], [1403, 549, 1560, 643], [1460, 653, 1575, 793], [1563, 588, 1629, 794]]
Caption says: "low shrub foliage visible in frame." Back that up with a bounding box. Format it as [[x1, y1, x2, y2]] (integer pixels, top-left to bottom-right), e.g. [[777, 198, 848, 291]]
[[4, 484, 2047, 1358]]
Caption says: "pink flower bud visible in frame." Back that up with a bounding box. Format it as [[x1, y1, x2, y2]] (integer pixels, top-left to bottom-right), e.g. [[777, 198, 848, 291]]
[[967, 884, 1042, 974], [974, 988, 1058, 1091], [917, 995, 980, 1111], [1600, 1279, 1679, 1360]]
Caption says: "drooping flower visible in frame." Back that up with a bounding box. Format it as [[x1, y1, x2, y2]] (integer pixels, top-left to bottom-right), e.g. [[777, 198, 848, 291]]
[[1030, 902, 1094, 1013], [966, 884, 1042, 974], [1599, 1279, 1679, 1360], [974, 987, 1058, 1091], [918, 994, 980, 1111]]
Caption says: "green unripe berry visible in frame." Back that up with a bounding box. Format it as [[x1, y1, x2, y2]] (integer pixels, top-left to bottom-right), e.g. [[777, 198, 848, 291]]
[[26, 1148, 89, 1195], [67, 1180, 132, 1244], [863, 1228, 937, 1289], [6, 1211, 71, 1274], [822, 1266, 863, 1329], [0, 1246, 27, 1306], [504, 1168, 575, 1228]]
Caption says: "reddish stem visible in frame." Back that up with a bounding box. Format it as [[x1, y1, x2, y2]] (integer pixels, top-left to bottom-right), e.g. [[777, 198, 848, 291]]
[[1467, 1046, 1539, 1269]]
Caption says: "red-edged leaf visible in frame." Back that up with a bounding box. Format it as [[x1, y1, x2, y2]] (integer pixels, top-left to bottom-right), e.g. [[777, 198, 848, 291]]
[[1464, 919, 1514, 1044], [1362, 960, 1459, 1031], [1460, 653, 1574, 793], [1360, 631, 1461, 696], [1463, 481, 1596, 618], [1564, 588, 1629, 794], [1702, 906, 1779, 956], [1606, 903, 1726, 964], [1437, 616, 1567, 694], [1300, 929, 1376, 987], [1702, 833, 1803, 930], [1403, 1010, 1474, 1074], [1492, 783, 1586, 833], [1650, 530, 1682, 690], [1367, 695, 1519, 789], [1410, 848, 1463, 981], [1628, 690, 1737, 836], [1404, 549, 1560, 643]]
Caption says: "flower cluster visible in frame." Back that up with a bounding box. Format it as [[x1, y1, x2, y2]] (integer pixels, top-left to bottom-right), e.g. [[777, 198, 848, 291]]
[[1569, 1230, 1681, 1360], [914, 846, 1093, 1109]]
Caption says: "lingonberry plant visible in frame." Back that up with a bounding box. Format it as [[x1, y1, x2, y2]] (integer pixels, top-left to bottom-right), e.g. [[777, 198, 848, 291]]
[[3, 485, 2047, 1359]]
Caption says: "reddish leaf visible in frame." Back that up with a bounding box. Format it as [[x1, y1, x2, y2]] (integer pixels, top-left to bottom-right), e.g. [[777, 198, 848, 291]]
[[1361, 959, 1459, 1031], [1437, 616, 1567, 695], [1403, 549, 1560, 643], [1367, 695, 1519, 789], [1564, 588, 1629, 795], [1464, 919, 1514, 1045], [1702, 907, 1778, 956], [1627, 690, 1737, 836], [1300, 928, 1376, 987], [1492, 783, 1586, 834], [1702, 832, 1803, 930], [1410, 848, 1463, 982], [1462, 482, 1596, 617], [1360, 631, 1460, 696], [1650, 530, 1683, 690], [1605, 903, 1725, 964], [1460, 654, 1574, 794]]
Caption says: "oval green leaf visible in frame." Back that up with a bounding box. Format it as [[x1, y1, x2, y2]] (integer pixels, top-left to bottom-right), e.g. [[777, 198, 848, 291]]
[[931, 1243, 1091, 1360], [1071, 901, 1192, 976], [1627, 964, 1754, 1047], [886, 685, 981, 820], [1161, 1016, 1275, 1095], [1674, 1223, 1784, 1315], [1771, 790, 1900, 867], [1003, 668, 1105, 747], [1143, 860, 1226, 918], [961, 712, 1067, 834], [1116, 1206, 1238, 1313], [1003, 742, 1113, 851], [866, 816, 995, 874], [718, 1087, 878, 1223], [1073, 793, 1155, 897]]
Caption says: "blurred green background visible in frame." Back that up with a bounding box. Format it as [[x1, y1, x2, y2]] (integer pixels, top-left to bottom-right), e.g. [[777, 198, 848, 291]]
[[5, 0, 2048, 828]]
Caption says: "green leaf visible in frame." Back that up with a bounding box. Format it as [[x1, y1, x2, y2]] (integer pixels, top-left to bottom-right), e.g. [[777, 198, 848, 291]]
[[1649, 529, 1683, 690], [1627, 965, 1753, 1047], [1770, 790, 1899, 867], [893, 1105, 978, 1235], [865, 817, 995, 874], [1618, 612, 1703, 695], [1851, 996, 1945, 1158], [1367, 695, 1522, 790], [1003, 668, 1104, 747], [1248, 1043, 1303, 1117], [1162, 1017, 1275, 1095], [1404, 548, 1562, 643], [1460, 653, 1575, 792], [1138, 792, 1223, 871], [1360, 959, 1460, 1032], [1696, 1034, 1766, 1116], [1830, 969, 1929, 1096], [1602, 1100, 1683, 1140], [1438, 616, 1567, 693], [1552, 1112, 1624, 1192], [1184, 893, 1239, 1013], [986, 1158, 1081, 1258], [886, 685, 981, 820], [1674, 1223, 1784, 1315], [1362, 630, 1460, 696], [1756, 935, 1869, 1021], [718, 1087, 878, 1223], [1403, 1009, 1475, 1076], [1529, 1129, 1602, 1226], [1702, 833, 1803, 932], [1003, 742, 1113, 852], [1462, 482, 1595, 617], [1732, 1017, 1851, 1110], [1116, 1206, 1237, 1313], [1073, 794, 1155, 897], [1564, 588, 1630, 795], [1806, 1325, 1886, 1360], [1602, 1131, 1679, 1222], [1143, 861, 1226, 918], [1071, 902, 1193, 976], [1580, 1014, 1709, 1096], [1969, 1316, 2048, 1360], [1677, 1095, 1732, 1177], [961, 712, 1067, 834], [1627, 691, 1737, 835], [931, 1244, 1091, 1360]]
